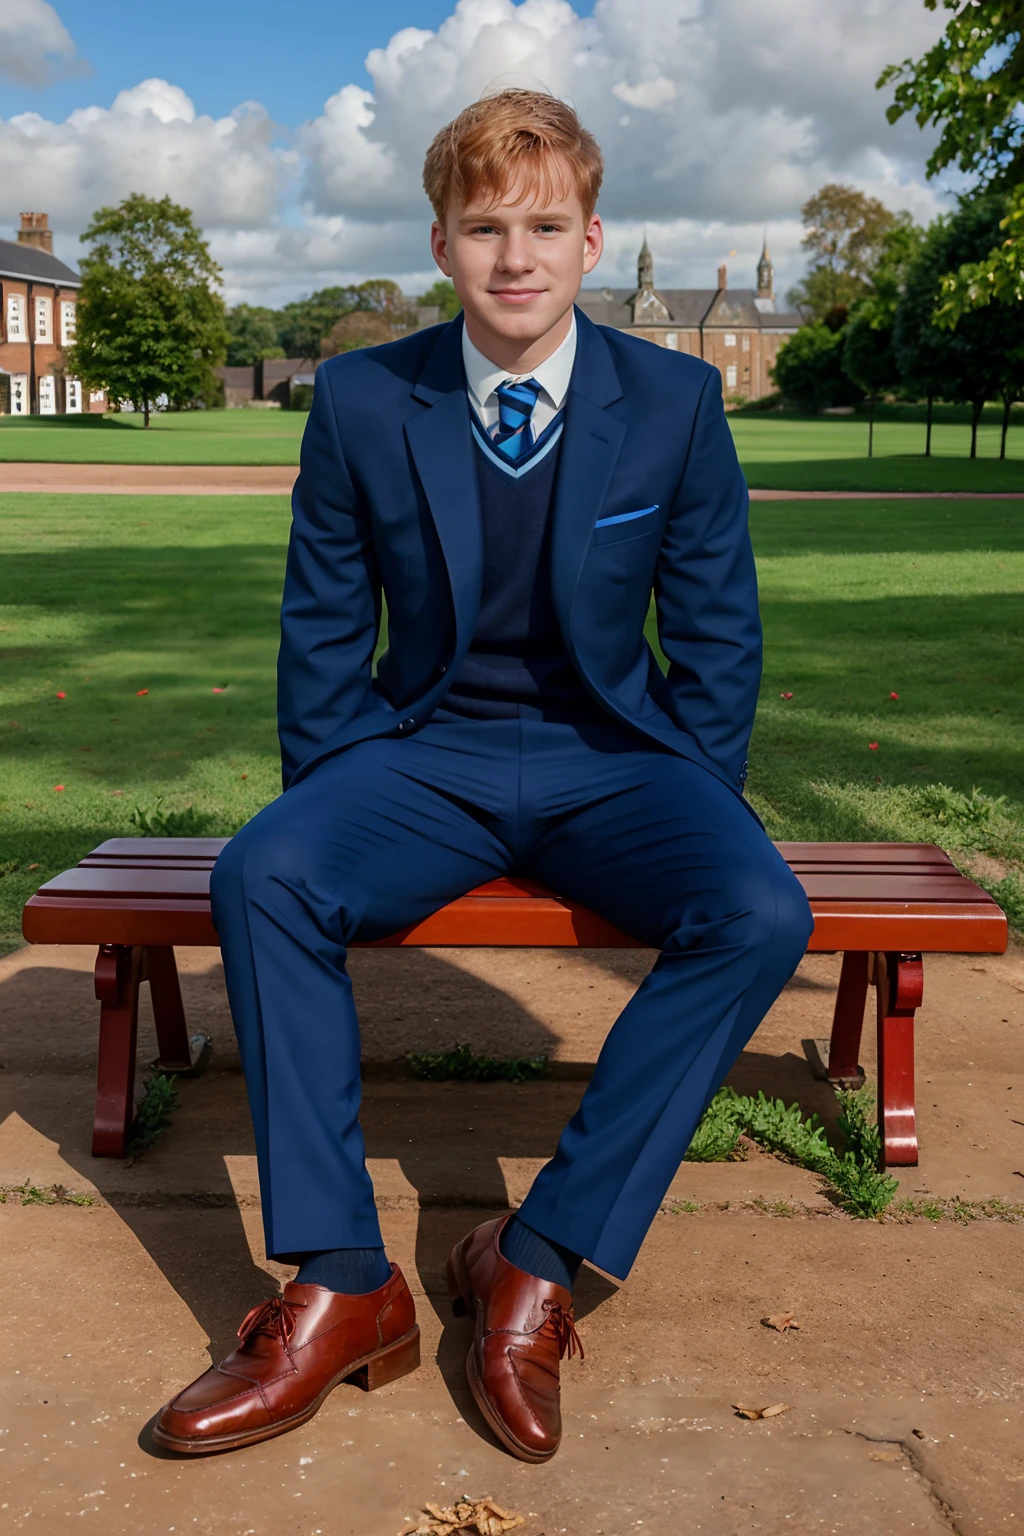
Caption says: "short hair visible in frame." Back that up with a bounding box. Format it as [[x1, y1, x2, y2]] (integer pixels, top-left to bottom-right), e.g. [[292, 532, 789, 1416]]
[[423, 88, 603, 225]]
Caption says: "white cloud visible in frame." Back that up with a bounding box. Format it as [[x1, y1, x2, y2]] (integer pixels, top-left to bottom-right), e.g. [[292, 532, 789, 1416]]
[[0, 79, 290, 236], [0, 0, 83, 87], [0, 0, 949, 304]]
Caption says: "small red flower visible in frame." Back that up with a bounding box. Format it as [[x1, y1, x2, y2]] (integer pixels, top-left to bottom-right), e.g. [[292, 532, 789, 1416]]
[[780, 691, 794, 700], [136, 688, 149, 696], [55, 691, 66, 699], [54, 784, 65, 792], [111, 790, 123, 796], [890, 692, 899, 700], [212, 686, 224, 694], [868, 742, 879, 751]]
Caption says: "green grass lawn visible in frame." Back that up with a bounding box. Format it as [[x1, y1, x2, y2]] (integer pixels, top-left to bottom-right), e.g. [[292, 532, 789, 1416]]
[[0, 493, 1021, 949], [2, 407, 1023, 492], [0, 410, 305, 465]]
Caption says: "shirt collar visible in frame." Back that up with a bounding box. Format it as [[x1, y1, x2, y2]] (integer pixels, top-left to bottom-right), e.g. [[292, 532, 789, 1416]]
[[461, 310, 577, 414]]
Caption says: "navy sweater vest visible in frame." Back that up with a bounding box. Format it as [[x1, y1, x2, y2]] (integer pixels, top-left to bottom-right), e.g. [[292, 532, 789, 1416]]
[[440, 413, 601, 722]]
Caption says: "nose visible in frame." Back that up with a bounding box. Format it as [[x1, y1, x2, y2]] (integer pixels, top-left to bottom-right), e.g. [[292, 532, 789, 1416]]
[[496, 233, 535, 275]]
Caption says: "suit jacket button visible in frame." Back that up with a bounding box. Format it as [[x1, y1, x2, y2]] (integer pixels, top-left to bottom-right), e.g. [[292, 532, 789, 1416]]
[[438, 663, 448, 675], [397, 718, 416, 734]]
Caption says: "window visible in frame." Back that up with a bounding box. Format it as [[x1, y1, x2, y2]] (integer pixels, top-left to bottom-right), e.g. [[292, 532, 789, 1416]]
[[61, 300, 77, 345], [724, 332, 736, 347], [665, 332, 679, 350], [35, 295, 51, 342], [65, 377, 82, 414], [38, 375, 57, 414], [10, 374, 29, 414], [89, 389, 105, 405], [741, 335, 750, 352], [725, 364, 738, 387], [6, 293, 25, 340]]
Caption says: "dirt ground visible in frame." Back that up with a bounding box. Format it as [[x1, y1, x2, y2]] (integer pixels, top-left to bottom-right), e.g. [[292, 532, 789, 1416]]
[[1, 939, 1022, 1536]]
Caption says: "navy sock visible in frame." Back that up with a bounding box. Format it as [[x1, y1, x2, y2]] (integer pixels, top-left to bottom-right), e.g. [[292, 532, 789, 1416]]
[[294, 1247, 392, 1295], [499, 1217, 581, 1292]]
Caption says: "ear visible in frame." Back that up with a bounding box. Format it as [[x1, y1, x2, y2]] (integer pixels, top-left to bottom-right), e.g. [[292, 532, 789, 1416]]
[[430, 220, 453, 278], [582, 213, 603, 277]]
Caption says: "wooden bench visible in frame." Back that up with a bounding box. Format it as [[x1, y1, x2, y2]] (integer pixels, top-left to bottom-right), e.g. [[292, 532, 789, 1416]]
[[22, 838, 1007, 1166]]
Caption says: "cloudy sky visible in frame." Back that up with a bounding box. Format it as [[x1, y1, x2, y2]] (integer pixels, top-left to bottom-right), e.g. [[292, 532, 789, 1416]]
[[0, 0, 949, 308]]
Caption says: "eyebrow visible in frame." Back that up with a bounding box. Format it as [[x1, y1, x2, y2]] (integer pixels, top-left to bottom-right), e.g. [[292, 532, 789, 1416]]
[[457, 208, 574, 227]]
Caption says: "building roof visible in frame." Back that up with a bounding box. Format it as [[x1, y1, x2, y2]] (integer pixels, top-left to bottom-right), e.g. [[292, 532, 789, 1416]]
[[577, 284, 800, 333], [0, 237, 81, 288]]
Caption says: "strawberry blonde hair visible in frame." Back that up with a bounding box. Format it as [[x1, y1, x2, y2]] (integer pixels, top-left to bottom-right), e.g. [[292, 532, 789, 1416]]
[[423, 88, 603, 225]]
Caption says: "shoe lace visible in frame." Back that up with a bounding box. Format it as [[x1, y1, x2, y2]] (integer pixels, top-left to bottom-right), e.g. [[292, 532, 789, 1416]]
[[542, 1300, 584, 1362], [237, 1294, 304, 1351]]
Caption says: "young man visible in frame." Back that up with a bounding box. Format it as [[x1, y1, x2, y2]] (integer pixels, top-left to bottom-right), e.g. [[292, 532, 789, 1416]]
[[154, 89, 812, 1463]]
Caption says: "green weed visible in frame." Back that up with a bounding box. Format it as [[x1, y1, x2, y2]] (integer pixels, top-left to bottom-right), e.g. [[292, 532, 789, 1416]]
[[405, 1043, 548, 1085], [685, 1085, 899, 1219], [0, 1181, 93, 1206], [130, 797, 215, 837], [129, 1072, 179, 1156]]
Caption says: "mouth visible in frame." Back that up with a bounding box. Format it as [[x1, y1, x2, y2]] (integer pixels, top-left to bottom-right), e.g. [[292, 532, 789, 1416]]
[[489, 288, 545, 305]]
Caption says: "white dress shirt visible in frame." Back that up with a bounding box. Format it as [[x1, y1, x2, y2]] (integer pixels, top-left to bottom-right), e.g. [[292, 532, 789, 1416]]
[[462, 312, 577, 440]]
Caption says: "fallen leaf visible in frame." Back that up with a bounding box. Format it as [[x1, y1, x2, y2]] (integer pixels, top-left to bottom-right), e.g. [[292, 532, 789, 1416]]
[[733, 1401, 791, 1420], [762, 1312, 800, 1332], [780, 691, 794, 699], [400, 1498, 524, 1536], [870, 1450, 903, 1463], [27, 863, 39, 871], [136, 688, 149, 696]]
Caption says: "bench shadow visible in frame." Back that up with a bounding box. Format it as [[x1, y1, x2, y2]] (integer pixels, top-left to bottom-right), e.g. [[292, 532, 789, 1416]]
[[0, 944, 843, 1435]]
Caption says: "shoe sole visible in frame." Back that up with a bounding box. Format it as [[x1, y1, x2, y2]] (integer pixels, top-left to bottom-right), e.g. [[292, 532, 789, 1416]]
[[151, 1325, 421, 1456], [446, 1246, 558, 1465]]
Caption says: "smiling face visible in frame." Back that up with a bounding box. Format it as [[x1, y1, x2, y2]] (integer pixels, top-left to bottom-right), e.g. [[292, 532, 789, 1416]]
[[430, 169, 603, 373]]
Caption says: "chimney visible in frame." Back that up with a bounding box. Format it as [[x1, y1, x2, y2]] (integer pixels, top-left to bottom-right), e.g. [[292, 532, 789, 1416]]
[[18, 213, 53, 255], [717, 263, 727, 290]]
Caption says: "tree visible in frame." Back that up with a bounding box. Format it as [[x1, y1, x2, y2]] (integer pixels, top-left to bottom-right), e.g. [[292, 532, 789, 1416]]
[[878, 0, 1024, 191], [322, 311, 399, 356], [842, 313, 898, 456], [226, 304, 284, 366], [843, 219, 925, 455], [66, 194, 227, 427], [278, 279, 418, 359], [880, 5, 1024, 352], [894, 195, 1024, 457], [787, 184, 903, 320], [771, 323, 864, 412], [417, 277, 462, 321]]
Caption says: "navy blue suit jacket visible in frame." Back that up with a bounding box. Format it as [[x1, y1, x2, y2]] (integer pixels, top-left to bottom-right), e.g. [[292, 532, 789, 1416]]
[[279, 305, 762, 808]]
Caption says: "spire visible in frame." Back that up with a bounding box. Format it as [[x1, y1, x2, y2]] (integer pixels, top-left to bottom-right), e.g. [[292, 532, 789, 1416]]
[[638, 231, 654, 291], [756, 233, 774, 299]]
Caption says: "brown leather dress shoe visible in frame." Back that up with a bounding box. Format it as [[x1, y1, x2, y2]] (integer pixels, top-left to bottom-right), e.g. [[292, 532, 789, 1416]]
[[447, 1216, 582, 1463], [152, 1265, 419, 1454]]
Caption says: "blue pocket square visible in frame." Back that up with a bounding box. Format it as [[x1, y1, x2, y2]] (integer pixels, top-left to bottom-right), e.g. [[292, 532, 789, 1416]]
[[594, 504, 659, 529]]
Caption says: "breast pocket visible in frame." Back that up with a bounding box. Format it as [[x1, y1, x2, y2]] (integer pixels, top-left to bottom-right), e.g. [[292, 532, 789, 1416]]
[[593, 504, 660, 547]]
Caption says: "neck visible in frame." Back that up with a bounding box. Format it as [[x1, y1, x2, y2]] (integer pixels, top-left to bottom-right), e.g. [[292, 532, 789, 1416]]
[[463, 305, 574, 374]]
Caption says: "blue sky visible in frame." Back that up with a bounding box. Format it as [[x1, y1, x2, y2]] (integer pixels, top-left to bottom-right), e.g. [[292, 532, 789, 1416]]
[[0, 0, 597, 124], [0, 0, 944, 306]]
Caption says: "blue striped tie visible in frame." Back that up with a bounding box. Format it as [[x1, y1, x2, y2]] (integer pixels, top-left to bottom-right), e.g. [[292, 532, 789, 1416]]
[[493, 376, 542, 462]]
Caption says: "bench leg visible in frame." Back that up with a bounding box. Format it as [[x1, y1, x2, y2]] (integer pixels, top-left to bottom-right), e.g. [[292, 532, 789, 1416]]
[[93, 944, 143, 1158], [875, 950, 923, 1168], [146, 945, 200, 1071], [827, 950, 869, 1084]]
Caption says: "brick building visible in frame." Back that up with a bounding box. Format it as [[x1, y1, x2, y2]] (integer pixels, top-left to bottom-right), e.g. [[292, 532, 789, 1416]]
[[576, 238, 800, 402], [0, 214, 105, 416]]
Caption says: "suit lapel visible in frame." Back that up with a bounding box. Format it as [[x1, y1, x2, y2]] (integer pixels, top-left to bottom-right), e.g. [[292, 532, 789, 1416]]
[[404, 315, 483, 656], [550, 309, 627, 633]]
